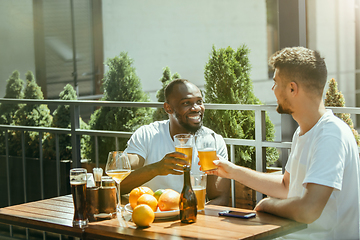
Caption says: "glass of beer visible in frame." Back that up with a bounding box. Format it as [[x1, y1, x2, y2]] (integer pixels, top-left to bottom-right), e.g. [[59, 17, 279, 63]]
[[70, 168, 88, 227], [105, 151, 131, 215], [195, 132, 218, 171], [174, 134, 194, 167], [190, 173, 207, 212]]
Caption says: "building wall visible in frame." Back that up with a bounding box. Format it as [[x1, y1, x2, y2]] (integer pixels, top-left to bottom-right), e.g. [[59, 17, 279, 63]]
[[102, 0, 272, 103], [0, 0, 36, 97], [307, 0, 356, 107], [1, 0, 357, 134]]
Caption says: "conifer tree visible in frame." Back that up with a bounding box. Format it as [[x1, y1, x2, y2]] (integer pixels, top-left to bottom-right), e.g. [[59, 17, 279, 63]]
[[85, 52, 153, 162], [0, 70, 24, 124], [43, 84, 89, 161], [11, 71, 52, 158], [0, 70, 24, 155], [325, 78, 360, 145], [153, 67, 180, 121], [203, 45, 278, 168]]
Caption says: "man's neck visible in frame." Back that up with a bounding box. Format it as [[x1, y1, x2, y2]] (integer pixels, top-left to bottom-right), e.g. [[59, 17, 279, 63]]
[[169, 122, 190, 140], [293, 101, 326, 136]]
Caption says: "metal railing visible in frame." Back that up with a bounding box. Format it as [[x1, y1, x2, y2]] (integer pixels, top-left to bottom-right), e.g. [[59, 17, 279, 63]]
[[0, 98, 359, 209]]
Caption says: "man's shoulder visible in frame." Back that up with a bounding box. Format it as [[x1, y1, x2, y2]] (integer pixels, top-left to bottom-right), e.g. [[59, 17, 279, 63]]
[[137, 120, 169, 130], [134, 120, 169, 135], [320, 111, 352, 133], [199, 126, 224, 138]]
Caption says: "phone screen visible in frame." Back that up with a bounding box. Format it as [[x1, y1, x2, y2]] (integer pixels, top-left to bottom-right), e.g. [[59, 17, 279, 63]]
[[218, 210, 256, 219], [228, 211, 255, 217]]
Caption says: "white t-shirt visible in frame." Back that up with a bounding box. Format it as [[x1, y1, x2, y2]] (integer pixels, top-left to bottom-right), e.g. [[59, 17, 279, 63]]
[[281, 110, 360, 240], [125, 120, 228, 193]]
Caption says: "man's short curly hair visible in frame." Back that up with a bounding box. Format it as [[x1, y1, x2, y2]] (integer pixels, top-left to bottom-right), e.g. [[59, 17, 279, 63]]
[[269, 47, 327, 95]]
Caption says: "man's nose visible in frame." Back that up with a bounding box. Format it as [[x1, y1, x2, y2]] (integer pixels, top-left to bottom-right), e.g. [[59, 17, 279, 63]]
[[191, 103, 201, 111]]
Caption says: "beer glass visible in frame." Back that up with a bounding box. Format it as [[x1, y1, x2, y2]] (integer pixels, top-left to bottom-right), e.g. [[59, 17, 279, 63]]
[[70, 168, 88, 227], [191, 173, 207, 212], [105, 151, 131, 215], [174, 134, 194, 167], [195, 132, 218, 171]]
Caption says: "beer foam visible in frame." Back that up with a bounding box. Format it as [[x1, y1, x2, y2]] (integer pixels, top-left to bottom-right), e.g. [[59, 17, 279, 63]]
[[70, 180, 86, 185], [198, 148, 216, 152]]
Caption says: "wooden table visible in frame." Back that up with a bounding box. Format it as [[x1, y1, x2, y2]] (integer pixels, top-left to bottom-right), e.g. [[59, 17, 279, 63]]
[[0, 195, 306, 239]]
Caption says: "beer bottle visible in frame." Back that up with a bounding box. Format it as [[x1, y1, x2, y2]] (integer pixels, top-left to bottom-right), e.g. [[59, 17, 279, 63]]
[[179, 166, 197, 223]]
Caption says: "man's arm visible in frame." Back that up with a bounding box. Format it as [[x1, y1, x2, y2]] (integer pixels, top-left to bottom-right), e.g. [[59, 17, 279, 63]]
[[206, 175, 230, 206], [255, 183, 333, 224], [207, 159, 289, 199], [120, 152, 188, 194]]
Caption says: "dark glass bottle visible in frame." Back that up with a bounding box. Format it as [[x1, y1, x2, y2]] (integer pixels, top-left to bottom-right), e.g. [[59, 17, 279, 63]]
[[179, 166, 197, 223]]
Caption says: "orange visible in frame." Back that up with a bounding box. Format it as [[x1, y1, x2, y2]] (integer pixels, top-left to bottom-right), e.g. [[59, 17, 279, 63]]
[[158, 189, 180, 211], [129, 186, 154, 209], [137, 194, 158, 212], [132, 204, 155, 227]]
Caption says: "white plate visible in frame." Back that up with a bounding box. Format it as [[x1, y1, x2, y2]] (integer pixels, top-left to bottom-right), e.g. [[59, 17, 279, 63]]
[[124, 203, 179, 219]]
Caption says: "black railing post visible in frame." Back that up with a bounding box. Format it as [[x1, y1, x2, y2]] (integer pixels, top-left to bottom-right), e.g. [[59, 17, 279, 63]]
[[21, 131, 27, 203], [5, 130, 11, 207], [56, 134, 61, 196], [70, 104, 81, 168], [39, 132, 44, 200]]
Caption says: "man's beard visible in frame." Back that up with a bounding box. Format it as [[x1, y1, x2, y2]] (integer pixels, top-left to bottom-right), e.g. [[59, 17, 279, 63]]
[[175, 111, 203, 134], [276, 102, 293, 115]]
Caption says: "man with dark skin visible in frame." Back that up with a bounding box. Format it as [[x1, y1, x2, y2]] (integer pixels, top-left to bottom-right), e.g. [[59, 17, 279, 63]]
[[121, 79, 230, 206]]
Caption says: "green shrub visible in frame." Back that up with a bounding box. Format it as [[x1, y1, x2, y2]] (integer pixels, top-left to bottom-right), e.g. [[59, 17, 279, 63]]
[[203, 45, 279, 169], [43, 84, 89, 161], [153, 67, 180, 121], [85, 52, 153, 163], [11, 71, 52, 158], [0, 70, 24, 155]]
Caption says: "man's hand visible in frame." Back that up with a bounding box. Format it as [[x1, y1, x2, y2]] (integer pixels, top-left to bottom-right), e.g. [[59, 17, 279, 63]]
[[205, 156, 237, 179], [121, 152, 187, 194], [153, 152, 189, 176]]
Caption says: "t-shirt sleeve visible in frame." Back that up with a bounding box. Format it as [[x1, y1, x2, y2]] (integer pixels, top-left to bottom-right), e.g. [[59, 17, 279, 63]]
[[125, 126, 149, 160], [215, 134, 229, 161], [303, 135, 345, 191]]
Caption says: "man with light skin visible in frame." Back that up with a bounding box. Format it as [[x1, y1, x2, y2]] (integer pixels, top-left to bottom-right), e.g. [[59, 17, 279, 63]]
[[207, 47, 360, 239], [121, 79, 230, 206]]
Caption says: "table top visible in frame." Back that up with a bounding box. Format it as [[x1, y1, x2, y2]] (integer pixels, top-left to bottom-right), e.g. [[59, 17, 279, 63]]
[[0, 195, 306, 239]]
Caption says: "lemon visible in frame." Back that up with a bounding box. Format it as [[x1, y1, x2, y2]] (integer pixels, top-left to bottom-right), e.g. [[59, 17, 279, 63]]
[[132, 204, 155, 227], [153, 189, 166, 201]]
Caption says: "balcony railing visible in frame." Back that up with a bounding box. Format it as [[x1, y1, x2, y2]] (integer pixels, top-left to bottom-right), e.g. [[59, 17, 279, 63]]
[[0, 98, 359, 209]]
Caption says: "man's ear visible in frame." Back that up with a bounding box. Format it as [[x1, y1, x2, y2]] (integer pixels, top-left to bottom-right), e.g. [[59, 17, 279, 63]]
[[289, 82, 298, 95], [164, 102, 173, 114]]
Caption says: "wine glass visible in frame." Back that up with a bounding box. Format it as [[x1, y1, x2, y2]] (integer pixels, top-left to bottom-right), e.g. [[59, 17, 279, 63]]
[[105, 151, 131, 214]]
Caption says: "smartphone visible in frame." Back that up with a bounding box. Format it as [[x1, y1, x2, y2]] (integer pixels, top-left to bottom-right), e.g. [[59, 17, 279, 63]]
[[218, 210, 256, 219]]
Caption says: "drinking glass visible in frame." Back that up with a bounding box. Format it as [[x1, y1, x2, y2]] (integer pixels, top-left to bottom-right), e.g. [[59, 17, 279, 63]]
[[174, 134, 194, 167], [105, 151, 131, 215], [195, 132, 218, 171], [191, 173, 207, 212], [93, 168, 103, 187], [70, 168, 88, 227]]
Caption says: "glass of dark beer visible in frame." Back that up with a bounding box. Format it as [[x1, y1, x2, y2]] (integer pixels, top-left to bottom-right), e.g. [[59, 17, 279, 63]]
[[70, 168, 88, 227]]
